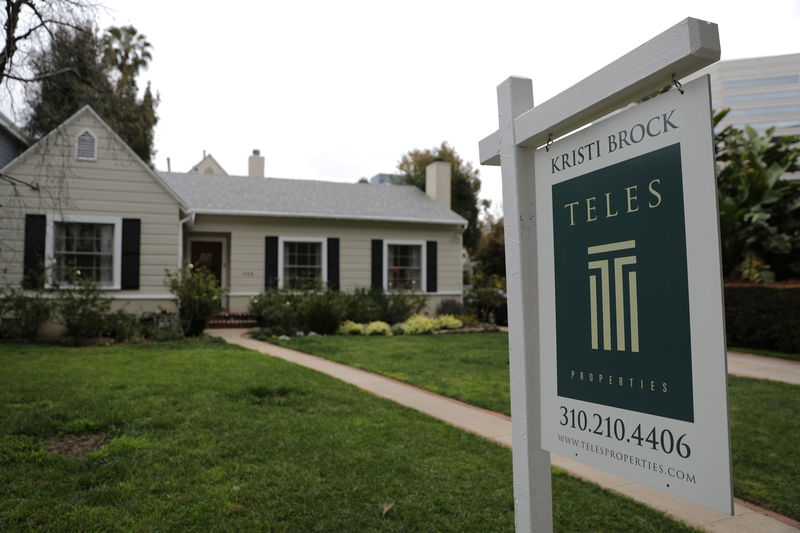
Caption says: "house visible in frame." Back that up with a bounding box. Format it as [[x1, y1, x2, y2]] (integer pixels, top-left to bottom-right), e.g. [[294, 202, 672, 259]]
[[0, 106, 466, 317], [0, 110, 29, 167]]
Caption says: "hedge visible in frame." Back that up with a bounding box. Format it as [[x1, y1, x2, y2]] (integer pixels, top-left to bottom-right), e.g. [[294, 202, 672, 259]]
[[724, 284, 800, 354]]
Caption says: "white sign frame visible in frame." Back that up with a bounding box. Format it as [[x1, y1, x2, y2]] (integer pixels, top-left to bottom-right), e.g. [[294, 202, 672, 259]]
[[479, 17, 725, 532], [536, 76, 733, 515]]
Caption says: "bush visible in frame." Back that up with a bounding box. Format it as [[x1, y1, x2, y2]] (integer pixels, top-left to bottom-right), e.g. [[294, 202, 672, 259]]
[[0, 284, 53, 341], [465, 273, 506, 323], [249, 288, 305, 334], [436, 299, 466, 316], [400, 314, 438, 335], [455, 313, 479, 328], [364, 321, 392, 336], [338, 320, 364, 335], [303, 290, 347, 335], [436, 314, 463, 330], [384, 291, 429, 325], [58, 277, 113, 342], [165, 264, 225, 337], [345, 288, 386, 324], [724, 284, 800, 353], [101, 308, 140, 343], [138, 307, 183, 342]]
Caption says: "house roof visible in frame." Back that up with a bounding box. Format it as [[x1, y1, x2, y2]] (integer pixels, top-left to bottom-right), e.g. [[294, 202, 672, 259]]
[[159, 172, 467, 226], [0, 110, 29, 146]]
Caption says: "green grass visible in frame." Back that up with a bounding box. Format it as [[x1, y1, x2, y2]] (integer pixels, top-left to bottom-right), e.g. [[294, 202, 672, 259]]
[[729, 346, 800, 362], [0, 340, 698, 532], [728, 376, 800, 519], [277, 333, 513, 414], [278, 333, 800, 521]]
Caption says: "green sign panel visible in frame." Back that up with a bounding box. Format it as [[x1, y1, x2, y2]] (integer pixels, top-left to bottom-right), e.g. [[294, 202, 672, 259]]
[[552, 143, 693, 422]]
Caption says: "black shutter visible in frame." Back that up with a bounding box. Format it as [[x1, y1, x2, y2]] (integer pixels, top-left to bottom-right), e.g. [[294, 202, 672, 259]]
[[265, 236, 278, 288], [23, 214, 46, 289], [371, 239, 383, 290], [426, 240, 438, 293], [121, 219, 141, 290], [327, 237, 340, 291]]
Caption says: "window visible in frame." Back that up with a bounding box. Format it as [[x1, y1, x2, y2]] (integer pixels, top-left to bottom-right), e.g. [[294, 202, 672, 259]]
[[75, 130, 97, 161], [387, 243, 422, 290], [282, 239, 324, 289], [726, 104, 800, 118], [724, 90, 799, 104], [54, 222, 113, 285], [722, 75, 799, 90], [46, 216, 122, 288]]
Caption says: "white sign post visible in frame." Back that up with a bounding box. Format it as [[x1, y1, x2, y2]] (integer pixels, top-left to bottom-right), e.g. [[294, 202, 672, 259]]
[[480, 18, 729, 532]]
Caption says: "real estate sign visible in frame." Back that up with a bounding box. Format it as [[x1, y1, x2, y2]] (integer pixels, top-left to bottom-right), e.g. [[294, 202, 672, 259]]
[[536, 76, 733, 514]]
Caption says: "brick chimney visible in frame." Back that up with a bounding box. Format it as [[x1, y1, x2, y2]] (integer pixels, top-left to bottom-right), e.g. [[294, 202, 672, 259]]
[[425, 159, 451, 209], [248, 149, 265, 177]]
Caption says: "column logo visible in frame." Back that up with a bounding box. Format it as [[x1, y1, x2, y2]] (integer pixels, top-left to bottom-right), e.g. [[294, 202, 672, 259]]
[[587, 240, 639, 353]]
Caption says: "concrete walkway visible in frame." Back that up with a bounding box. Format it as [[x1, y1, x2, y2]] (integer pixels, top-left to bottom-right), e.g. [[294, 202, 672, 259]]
[[208, 329, 799, 532]]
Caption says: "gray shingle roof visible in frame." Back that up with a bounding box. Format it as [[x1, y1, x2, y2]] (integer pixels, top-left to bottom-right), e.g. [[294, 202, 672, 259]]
[[159, 172, 467, 226]]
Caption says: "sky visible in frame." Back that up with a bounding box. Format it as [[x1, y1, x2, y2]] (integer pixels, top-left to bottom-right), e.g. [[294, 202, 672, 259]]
[[11, 1, 800, 216]]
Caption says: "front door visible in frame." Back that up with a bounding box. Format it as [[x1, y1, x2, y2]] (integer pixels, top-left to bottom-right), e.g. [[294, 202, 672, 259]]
[[190, 241, 223, 286]]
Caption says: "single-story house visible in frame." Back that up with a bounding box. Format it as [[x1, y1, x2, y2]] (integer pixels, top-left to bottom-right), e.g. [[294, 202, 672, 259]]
[[0, 106, 466, 316]]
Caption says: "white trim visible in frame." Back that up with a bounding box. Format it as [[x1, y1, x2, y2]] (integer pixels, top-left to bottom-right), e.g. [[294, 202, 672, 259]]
[[229, 292, 260, 297], [45, 214, 123, 290], [75, 129, 98, 161], [278, 236, 327, 289], [383, 240, 426, 292]]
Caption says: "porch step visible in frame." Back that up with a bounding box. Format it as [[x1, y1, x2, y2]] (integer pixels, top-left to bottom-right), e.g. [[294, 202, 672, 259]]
[[208, 312, 258, 329]]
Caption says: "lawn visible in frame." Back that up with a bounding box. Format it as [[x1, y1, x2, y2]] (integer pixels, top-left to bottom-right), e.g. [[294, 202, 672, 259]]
[[0, 340, 699, 532], [277, 333, 800, 521]]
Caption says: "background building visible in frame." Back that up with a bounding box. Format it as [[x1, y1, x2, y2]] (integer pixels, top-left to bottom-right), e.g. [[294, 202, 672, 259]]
[[687, 53, 800, 138]]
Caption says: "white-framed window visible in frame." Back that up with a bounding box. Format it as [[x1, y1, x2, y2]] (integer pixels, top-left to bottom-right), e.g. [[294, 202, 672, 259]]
[[75, 129, 98, 161], [46, 215, 122, 289], [385, 240, 426, 291], [278, 237, 327, 289]]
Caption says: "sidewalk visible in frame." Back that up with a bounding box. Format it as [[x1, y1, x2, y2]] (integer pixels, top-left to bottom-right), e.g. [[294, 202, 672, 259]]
[[208, 329, 799, 532]]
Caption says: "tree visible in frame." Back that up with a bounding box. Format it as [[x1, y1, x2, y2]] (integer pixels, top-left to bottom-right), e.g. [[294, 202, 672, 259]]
[[714, 110, 800, 281], [398, 142, 482, 254], [1, 0, 95, 89], [473, 215, 505, 278], [24, 24, 158, 163]]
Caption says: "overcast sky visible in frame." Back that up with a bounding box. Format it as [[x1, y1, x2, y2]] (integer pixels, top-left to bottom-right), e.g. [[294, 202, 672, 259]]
[[22, 1, 800, 214]]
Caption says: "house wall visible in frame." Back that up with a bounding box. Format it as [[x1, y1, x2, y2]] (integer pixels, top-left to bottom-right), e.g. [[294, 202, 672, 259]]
[[186, 214, 464, 315], [0, 111, 181, 311]]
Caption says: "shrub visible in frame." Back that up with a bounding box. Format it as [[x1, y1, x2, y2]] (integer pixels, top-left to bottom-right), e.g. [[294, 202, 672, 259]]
[[364, 321, 392, 336], [249, 288, 306, 335], [724, 284, 800, 353], [400, 314, 438, 335], [384, 291, 428, 325], [139, 307, 183, 342], [345, 288, 386, 324], [465, 273, 506, 323], [303, 290, 347, 335], [102, 308, 140, 343], [165, 264, 225, 337], [0, 284, 53, 341], [338, 320, 364, 335], [58, 277, 113, 342], [455, 313, 479, 328], [436, 314, 463, 330], [436, 299, 466, 316]]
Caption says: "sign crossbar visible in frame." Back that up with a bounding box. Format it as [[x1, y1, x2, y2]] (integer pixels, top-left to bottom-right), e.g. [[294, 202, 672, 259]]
[[480, 17, 720, 166]]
